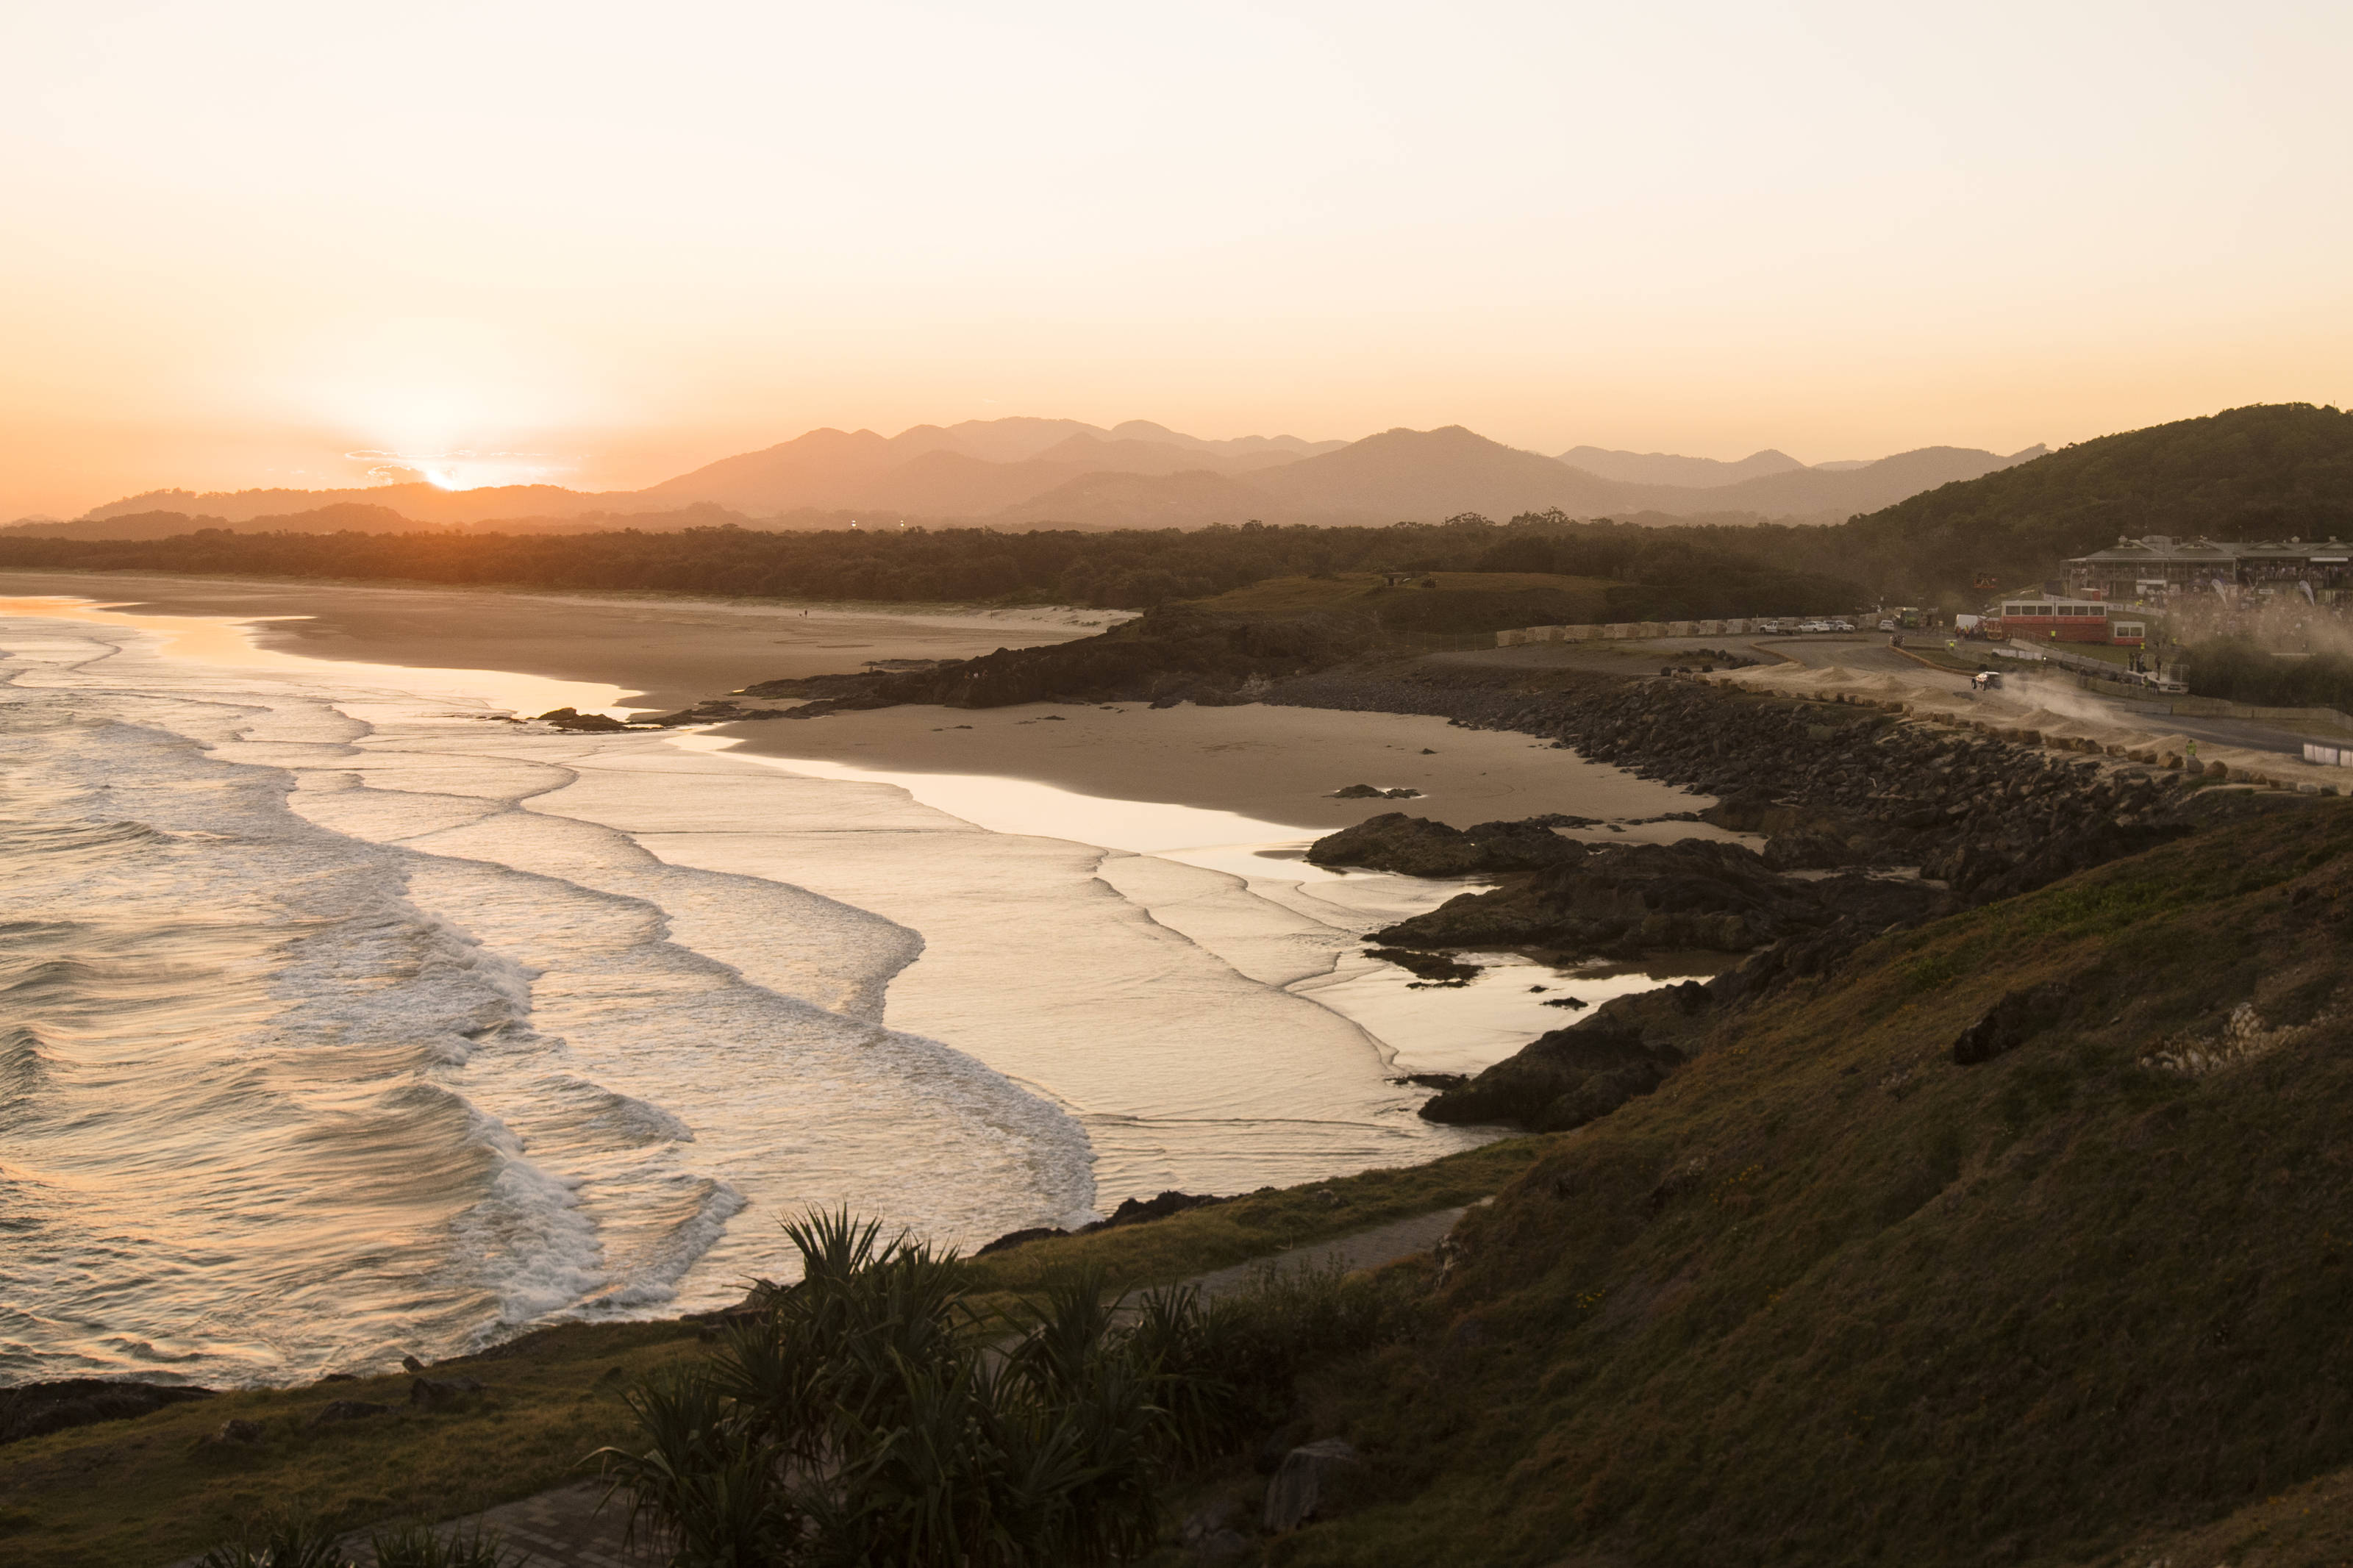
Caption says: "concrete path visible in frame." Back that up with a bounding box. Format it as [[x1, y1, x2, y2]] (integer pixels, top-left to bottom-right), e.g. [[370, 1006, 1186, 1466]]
[[178, 1207, 1471, 1567], [1184, 1206, 1466, 1300]]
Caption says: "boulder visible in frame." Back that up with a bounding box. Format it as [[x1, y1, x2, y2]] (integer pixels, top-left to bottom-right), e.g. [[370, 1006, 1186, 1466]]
[[974, 1225, 1070, 1258], [1419, 992, 1702, 1130], [1953, 984, 2071, 1065], [0, 1378, 216, 1445], [1263, 1439, 1367, 1533], [307, 1399, 390, 1427], [533, 707, 631, 732], [409, 1375, 485, 1409], [204, 1417, 266, 1447], [1308, 813, 1582, 877]]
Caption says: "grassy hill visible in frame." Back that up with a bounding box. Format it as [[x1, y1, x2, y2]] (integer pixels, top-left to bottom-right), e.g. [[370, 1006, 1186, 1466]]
[[1268, 795, 2353, 1566], [1822, 403, 2353, 601]]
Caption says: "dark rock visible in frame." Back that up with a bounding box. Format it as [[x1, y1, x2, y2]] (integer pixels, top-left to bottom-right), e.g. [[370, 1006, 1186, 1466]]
[[1374, 837, 1943, 961], [205, 1417, 266, 1447], [973, 1189, 1230, 1258], [1393, 1071, 1469, 1092], [409, 1375, 485, 1409], [319, 1372, 357, 1383], [307, 1399, 390, 1427], [1263, 1438, 1368, 1532], [1308, 812, 1582, 876], [1330, 783, 1389, 798], [534, 707, 631, 732], [399, 1354, 426, 1373], [766, 602, 1382, 712], [1421, 987, 1705, 1130], [0, 1379, 216, 1445], [1365, 946, 1479, 984], [1084, 1189, 1227, 1233], [974, 1225, 1070, 1258], [1953, 984, 2071, 1065]]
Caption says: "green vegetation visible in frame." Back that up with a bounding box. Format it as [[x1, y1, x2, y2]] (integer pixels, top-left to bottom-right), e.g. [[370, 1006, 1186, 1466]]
[[1824, 402, 2353, 602], [1265, 800, 2353, 1565], [596, 1210, 1416, 1566], [0, 513, 1861, 617], [0, 1318, 701, 1567]]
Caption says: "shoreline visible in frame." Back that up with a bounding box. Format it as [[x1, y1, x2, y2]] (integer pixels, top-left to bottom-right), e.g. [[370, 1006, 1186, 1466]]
[[0, 568, 1124, 713], [2, 568, 1718, 831]]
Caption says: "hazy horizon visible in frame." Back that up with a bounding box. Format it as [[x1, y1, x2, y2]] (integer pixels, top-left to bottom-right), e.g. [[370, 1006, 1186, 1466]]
[[4, 1, 2348, 519]]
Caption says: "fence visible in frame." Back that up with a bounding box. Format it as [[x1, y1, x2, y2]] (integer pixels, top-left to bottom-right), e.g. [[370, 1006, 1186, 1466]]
[[1495, 618, 1762, 646]]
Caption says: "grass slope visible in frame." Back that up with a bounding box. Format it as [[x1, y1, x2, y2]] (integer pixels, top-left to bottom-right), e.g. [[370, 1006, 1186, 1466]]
[[1276, 798, 2353, 1567]]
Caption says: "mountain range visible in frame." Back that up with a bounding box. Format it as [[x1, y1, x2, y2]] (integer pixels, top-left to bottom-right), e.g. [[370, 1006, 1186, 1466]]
[[26, 419, 2046, 538]]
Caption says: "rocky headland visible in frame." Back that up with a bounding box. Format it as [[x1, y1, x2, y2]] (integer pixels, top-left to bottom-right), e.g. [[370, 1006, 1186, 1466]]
[[1289, 667, 2301, 1133]]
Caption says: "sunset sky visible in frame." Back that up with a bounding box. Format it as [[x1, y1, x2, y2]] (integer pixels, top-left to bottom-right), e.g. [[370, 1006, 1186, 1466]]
[[2, 1, 2346, 518]]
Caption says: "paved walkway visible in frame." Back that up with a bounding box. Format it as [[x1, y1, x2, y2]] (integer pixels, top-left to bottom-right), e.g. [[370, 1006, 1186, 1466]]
[[171, 1207, 1471, 1568]]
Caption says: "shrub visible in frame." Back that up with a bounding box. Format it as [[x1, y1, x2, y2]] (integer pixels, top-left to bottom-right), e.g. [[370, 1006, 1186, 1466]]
[[599, 1211, 1421, 1566]]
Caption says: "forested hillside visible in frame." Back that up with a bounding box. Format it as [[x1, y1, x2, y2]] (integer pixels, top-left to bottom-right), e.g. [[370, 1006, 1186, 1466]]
[[0, 514, 1863, 617], [1822, 403, 2353, 598]]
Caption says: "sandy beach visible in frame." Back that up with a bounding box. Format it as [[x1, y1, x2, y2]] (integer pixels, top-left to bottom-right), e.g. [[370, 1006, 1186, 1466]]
[[710, 701, 1699, 831], [0, 570, 1121, 713], [0, 569, 1710, 829]]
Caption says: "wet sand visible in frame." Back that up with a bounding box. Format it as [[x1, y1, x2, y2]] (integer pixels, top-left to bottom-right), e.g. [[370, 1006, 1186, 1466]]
[[707, 701, 1701, 831], [0, 570, 1121, 713]]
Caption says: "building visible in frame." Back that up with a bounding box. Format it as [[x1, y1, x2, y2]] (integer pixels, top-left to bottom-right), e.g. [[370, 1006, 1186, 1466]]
[[1991, 596, 2145, 645], [2066, 535, 2353, 604]]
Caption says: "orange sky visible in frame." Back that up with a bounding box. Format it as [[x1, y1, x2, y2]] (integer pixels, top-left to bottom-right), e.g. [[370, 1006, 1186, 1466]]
[[2, 1, 2348, 518]]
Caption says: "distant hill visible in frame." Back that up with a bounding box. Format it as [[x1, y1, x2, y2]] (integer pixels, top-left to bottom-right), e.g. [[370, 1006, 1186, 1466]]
[[1246, 426, 1626, 520], [79, 482, 613, 526], [1557, 445, 1805, 487], [46, 418, 2051, 537], [1618, 444, 2047, 520], [628, 417, 1339, 516], [1824, 403, 2353, 598], [992, 468, 1270, 528]]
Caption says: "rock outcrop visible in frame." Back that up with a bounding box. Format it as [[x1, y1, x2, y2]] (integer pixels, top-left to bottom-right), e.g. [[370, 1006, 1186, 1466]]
[[1952, 984, 2074, 1065], [1420, 981, 1713, 1128], [1354, 833, 1947, 960], [1263, 1438, 1368, 1533], [1306, 812, 1585, 877], [0, 1379, 215, 1446], [1268, 669, 2193, 900]]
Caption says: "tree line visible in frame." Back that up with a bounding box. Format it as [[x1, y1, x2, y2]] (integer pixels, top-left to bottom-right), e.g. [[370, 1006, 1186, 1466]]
[[0, 512, 1865, 615]]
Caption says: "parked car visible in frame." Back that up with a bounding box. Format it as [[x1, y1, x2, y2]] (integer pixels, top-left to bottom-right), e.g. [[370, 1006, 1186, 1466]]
[[1877, 618, 1896, 631], [1831, 619, 1855, 631]]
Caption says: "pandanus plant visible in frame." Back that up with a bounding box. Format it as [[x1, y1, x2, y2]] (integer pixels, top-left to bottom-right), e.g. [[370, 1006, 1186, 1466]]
[[599, 1209, 1193, 1567]]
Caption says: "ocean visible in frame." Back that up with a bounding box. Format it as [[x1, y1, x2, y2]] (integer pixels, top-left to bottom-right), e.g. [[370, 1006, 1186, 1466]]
[[0, 595, 1671, 1389]]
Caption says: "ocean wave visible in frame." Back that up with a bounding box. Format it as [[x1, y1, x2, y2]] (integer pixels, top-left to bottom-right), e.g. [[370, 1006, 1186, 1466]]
[[0, 611, 1100, 1385]]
